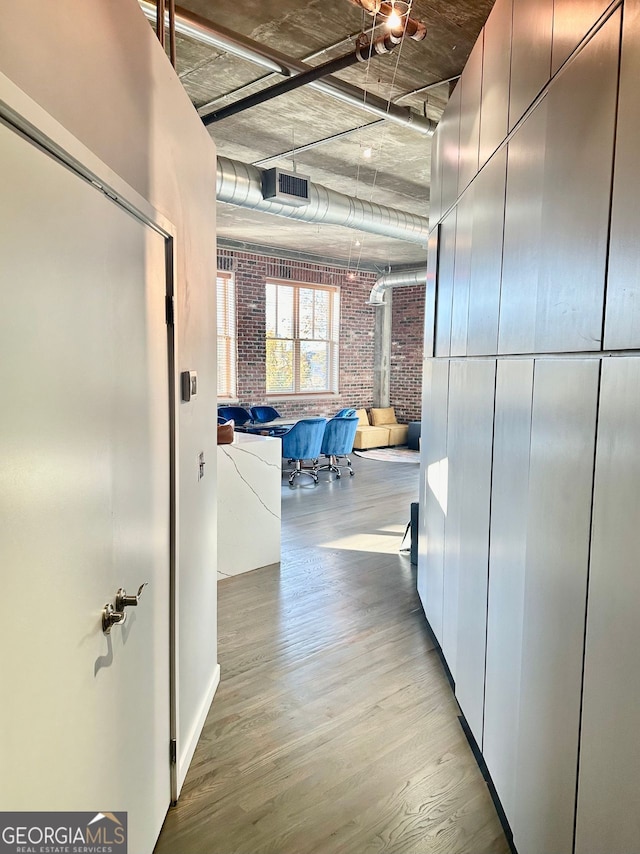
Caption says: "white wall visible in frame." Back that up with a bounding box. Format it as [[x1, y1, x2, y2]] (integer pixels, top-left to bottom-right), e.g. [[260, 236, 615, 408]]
[[0, 0, 219, 792]]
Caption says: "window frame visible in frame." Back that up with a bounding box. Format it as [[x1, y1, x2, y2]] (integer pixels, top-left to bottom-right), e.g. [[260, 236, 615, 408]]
[[265, 277, 340, 397], [216, 270, 237, 400]]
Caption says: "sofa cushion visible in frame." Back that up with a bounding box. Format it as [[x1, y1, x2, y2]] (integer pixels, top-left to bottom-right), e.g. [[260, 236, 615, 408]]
[[355, 408, 371, 427], [353, 425, 390, 450], [370, 406, 397, 426], [386, 424, 408, 446]]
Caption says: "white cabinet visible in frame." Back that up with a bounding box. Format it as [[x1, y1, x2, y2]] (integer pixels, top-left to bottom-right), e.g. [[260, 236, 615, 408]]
[[575, 358, 640, 853], [441, 360, 495, 744], [450, 360, 496, 745], [417, 359, 450, 645], [512, 360, 599, 854], [483, 360, 534, 822]]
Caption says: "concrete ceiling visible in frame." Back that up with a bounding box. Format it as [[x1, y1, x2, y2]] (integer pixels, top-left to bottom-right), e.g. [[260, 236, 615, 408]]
[[162, 0, 495, 269]]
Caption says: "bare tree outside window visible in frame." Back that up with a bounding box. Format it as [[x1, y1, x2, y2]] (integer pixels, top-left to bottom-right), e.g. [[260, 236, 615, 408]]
[[266, 280, 339, 395]]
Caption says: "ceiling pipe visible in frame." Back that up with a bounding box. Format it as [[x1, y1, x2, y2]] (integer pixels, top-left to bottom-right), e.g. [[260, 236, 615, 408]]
[[138, 0, 436, 135], [167, 0, 176, 67], [197, 23, 379, 115], [217, 156, 429, 245], [367, 266, 427, 304], [156, 0, 165, 49], [253, 120, 386, 167], [309, 82, 435, 134], [394, 74, 461, 102], [140, 0, 290, 72], [203, 32, 402, 125]]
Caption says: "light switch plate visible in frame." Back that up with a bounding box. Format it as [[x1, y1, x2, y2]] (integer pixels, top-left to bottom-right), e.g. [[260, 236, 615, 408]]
[[181, 370, 198, 402]]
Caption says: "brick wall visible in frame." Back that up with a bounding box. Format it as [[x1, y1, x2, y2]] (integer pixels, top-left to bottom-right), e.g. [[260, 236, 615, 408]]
[[218, 248, 379, 419], [390, 285, 425, 423]]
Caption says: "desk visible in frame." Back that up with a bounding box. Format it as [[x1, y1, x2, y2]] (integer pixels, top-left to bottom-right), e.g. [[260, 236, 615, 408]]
[[245, 417, 297, 435]]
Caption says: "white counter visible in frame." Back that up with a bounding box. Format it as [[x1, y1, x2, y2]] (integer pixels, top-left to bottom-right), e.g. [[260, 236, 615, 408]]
[[217, 432, 281, 579]]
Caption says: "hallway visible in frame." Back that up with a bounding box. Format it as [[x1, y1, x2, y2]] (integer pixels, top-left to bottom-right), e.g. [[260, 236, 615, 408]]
[[155, 455, 509, 854]]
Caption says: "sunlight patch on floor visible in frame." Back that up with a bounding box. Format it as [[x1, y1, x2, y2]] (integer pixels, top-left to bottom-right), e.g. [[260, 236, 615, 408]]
[[318, 528, 404, 554]]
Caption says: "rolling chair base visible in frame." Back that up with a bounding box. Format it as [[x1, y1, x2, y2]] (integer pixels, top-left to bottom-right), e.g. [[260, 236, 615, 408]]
[[284, 460, 318, 486], [315, 453, 355, 479]]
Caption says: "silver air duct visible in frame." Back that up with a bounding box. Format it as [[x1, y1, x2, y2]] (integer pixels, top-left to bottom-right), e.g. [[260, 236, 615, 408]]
[[368, 267, 427, 305], [216, 156, 429, 245]]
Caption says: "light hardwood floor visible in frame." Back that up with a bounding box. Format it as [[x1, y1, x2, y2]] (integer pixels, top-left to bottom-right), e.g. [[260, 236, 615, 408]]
[[154, 454, 510, 854]]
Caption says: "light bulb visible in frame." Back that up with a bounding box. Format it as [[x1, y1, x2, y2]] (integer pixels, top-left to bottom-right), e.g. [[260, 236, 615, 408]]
[[363, 147, 373, 159], [386, 9, 402, 28]]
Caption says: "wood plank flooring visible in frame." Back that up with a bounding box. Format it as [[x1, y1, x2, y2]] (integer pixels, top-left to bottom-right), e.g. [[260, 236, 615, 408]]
[[154, 455, 510, 854]]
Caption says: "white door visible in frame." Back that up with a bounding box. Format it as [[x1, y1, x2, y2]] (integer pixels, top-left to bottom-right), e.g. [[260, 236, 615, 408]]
[[0, 117, 171, 853]]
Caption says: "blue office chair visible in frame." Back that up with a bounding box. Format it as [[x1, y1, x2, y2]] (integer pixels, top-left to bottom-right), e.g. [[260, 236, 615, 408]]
[[250, 405, 282, 424], [316, 415, 359, 478], [281, 418, 327, 486], [335, 407, 356, 417], [217, 415, 228, 425], [218, 405, 252, 429]]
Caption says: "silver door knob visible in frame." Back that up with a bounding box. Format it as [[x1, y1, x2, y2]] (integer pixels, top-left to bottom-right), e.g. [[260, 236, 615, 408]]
[[115, 582, 148, 612], [102, 603, 127, 634]]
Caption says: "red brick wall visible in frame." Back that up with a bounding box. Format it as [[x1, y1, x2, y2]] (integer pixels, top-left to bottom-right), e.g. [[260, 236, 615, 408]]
[[390, 285, 425, 424], [217, 248, 379, 419]]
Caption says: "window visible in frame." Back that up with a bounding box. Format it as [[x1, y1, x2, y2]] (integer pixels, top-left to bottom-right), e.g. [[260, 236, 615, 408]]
[[266, 280, 339, 395], [217, 271, 236, 398]]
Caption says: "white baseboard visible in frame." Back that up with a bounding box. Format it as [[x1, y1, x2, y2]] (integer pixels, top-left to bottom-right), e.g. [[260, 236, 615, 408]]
[[177, 663, 221, 794]]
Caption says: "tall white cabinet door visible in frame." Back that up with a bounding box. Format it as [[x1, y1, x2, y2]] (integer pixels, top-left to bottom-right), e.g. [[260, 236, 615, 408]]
[[483, 359, 534, 824], [512, 359, 599, 854], [575, 357, 640, 853], [441, 360, 466, 678], [0, 119, 170, 852], [423, 225, 440, 358], [451, 359, 496, 745], [450, 187, 474, 356], [604, 0, 640, 349], [418, 359, 450, 644], [435, 210, 458, 357]]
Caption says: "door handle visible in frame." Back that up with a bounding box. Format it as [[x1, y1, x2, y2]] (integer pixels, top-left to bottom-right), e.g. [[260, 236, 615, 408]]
[[101, 583, 148, 634], [115, 582, 148, 611], [102, 602, 127, 634]]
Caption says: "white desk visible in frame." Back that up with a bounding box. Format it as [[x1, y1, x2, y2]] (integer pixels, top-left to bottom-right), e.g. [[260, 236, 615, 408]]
[[216, 432, 281, 579], [244, 417, 297, 434]]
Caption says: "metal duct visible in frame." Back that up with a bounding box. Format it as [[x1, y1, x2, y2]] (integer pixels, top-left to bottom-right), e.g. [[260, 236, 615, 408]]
[[368, 266, 427, 304], [216, 156, 429, 245]]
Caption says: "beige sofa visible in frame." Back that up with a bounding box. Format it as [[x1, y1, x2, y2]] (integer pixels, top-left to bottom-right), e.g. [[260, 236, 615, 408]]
[[370, 407, 409, 446], [353, 407, 409, 449], [353, 409, 390, 450]]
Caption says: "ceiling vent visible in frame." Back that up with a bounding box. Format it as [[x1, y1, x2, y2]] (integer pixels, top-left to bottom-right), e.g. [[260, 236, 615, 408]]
[[261, 167, 310, 206]]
